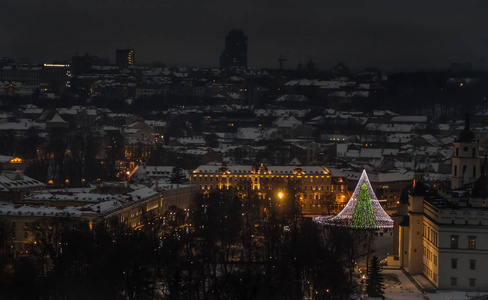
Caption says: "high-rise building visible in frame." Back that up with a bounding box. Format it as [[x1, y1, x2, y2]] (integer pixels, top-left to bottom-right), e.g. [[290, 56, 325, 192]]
[[116, 47, 135, 69], [219, 30, 247, 69]]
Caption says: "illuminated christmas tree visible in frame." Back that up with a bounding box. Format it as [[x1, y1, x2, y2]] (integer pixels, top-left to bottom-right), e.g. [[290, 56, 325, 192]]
[[351, 183, 376, 229], [314, 170, 393, 229]]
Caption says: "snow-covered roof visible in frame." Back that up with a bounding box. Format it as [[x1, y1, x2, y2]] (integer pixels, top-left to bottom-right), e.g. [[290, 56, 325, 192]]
[[390, 116, 428, 123], [236, 127, 262, 141], [0, 119, 46, 131], [24, 192, 108, 203], [176, 136, 206, 146], [276, 95, 310, 102], [366, 123, 415, 133], [372, 110, 398, 116], [128, 187, 159, 199], [193, 164, 330, 175], [0, 155, 16, 163], [0, 202, 82, 217], [0, 172, 45, 192], [343, 170, 413, 183], [47, 113, 67, 123], [273, 115, 301, 128]]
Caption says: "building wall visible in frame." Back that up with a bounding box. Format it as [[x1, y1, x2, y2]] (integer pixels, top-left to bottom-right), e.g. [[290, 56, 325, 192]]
[[190, 165, 347, 215], [436, 225, 488, 289], [111, 185, 197, 229], [451, 141, 480, 189], [400, 193, 488, 290], [422, 217, 439, 287]]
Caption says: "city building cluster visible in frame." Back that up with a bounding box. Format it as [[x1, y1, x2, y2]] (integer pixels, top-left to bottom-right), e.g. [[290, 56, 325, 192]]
[[2, 31, 488, 293]]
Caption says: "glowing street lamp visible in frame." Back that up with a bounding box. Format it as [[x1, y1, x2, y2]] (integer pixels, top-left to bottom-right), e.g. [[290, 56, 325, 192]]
[[278, 191, 284, 217]]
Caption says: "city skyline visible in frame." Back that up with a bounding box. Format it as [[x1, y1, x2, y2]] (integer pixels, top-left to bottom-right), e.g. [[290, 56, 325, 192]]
[[1, 0, 487, 71]]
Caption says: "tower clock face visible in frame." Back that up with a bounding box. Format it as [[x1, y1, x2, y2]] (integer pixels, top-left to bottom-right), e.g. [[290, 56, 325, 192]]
[[464, 147, 469, 151]]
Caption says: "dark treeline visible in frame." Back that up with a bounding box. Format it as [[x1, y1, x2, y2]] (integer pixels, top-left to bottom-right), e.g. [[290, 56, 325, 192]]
[[0, 188, 372, 300], [0, 126, 123, 185]]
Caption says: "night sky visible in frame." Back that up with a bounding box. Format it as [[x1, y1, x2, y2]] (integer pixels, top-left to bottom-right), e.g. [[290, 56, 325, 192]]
[[2, 0, 487, 70]]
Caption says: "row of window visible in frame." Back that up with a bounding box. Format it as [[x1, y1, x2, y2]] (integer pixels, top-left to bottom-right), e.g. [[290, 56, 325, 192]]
[[454, 147, 476, 158], [11, 231, 29, 240], [451, 258, 476, 270], [199, 184, 333, 199], [9, 222, 29, 229], [422, 263, 436, 283], [450, 235, 476, 249], [423, 246, 437, 266], [453, 165, 476, 178], [423, 224, 438, 246], [451, 277, 476, 287]]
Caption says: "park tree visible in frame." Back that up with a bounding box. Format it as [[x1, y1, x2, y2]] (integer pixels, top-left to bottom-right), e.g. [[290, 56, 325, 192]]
[[47, 128, 69, 184], [366, 255, 385, 299], [170, 165, 186, 184], [20, 127, 50, 183]]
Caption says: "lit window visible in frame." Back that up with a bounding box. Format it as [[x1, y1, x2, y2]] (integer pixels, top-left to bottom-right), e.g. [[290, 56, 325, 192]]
[[468, 236, 476, 249], [451, 235, 458, 249]]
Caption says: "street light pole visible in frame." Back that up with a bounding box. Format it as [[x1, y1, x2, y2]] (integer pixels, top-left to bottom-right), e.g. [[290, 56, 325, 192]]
[[278, 191, 284, 218]]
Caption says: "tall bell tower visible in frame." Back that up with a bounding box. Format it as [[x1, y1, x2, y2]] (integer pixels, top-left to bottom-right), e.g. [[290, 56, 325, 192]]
[[451, 115, 480, 190]]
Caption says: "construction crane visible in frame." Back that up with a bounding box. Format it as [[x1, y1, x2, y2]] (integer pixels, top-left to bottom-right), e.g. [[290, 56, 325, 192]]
[[278, 54, 288, 70]]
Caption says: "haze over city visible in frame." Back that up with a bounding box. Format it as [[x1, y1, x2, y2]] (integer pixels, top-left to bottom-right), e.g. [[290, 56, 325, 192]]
[[2, 0, 487, 70]]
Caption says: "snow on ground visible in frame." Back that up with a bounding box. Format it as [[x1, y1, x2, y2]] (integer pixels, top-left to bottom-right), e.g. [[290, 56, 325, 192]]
[[366, 269, 488, 300], [379, 269, 423, 300]]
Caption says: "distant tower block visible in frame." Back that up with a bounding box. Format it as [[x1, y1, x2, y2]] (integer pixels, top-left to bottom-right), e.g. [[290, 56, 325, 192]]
[[219, 30, 248, 69], [116, 47, 135, 69], [451, 115, 480, 190], [314, 170, 393, 229], [278, 54, 287, 70]]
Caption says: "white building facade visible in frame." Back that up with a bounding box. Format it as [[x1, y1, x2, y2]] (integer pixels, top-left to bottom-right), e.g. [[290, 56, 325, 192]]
[[399, 117, 488, 290]]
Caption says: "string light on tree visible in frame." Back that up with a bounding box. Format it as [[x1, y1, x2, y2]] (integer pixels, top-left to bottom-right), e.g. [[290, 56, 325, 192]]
[[314, 170, 393, 229]]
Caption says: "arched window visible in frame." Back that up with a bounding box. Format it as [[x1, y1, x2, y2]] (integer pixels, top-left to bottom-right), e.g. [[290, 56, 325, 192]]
[[454, 165, 457, 176]]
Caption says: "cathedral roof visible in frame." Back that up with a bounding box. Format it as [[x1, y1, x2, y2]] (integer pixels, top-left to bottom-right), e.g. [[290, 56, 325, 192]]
[[410, 181, 431, 196], [457, 114, 475, 143], [471, 156, 488, 198], [472, 176, 488, 198]]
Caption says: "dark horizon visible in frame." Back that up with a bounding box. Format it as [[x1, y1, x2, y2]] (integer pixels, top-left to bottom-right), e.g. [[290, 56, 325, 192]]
[[2, 0, 487, 71]]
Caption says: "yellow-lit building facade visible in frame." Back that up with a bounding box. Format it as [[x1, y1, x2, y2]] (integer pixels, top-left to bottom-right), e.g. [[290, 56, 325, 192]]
[[190, 164, 348, 215]]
